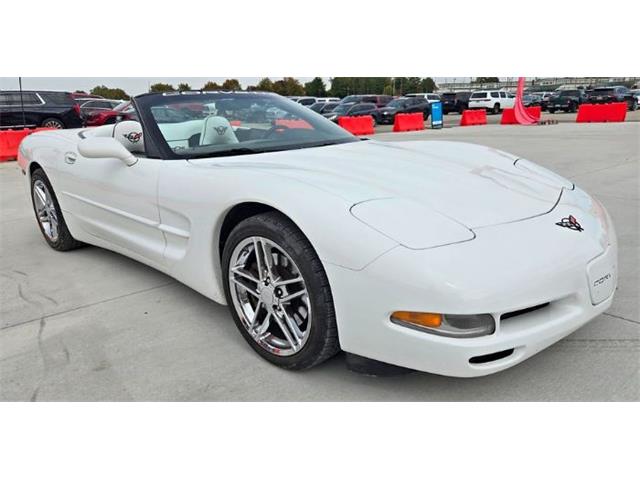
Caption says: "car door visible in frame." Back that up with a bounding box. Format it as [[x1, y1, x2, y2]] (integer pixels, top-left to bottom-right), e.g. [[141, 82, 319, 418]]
[[55, 128, 166, 264]]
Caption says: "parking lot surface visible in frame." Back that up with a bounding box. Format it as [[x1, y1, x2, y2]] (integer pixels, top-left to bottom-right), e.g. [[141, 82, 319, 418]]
[[1, 122, 638, 401]]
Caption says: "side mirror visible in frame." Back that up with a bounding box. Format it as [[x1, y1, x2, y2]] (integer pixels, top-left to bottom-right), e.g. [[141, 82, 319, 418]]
[[77, 137, 138, 166]]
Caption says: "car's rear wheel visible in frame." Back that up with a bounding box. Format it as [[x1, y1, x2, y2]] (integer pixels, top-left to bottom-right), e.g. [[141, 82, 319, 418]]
[[30, 169, 83, 251], [41, 117, 65, 129], [222, 212, 339, 370], [548, 108, 556, 114]]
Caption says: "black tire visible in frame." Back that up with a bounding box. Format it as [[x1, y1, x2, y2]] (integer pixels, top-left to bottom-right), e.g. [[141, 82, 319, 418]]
[[30, 168, 83, 251], [492, 103, 501, 114], [41, 117, 65, 129], [222, 211, 340, 370], [548, 108, 556, 114], [631, 99, 638, 111]]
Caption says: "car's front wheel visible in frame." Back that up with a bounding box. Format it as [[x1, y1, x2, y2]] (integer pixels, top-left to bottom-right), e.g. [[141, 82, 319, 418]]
[[30, 168, 83, 251], [222, 212, 340, 370], [492, 103, 501, 114]]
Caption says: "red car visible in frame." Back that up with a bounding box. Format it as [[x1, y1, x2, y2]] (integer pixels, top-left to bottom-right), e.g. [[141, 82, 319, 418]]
[[85, 101, 137, 126]]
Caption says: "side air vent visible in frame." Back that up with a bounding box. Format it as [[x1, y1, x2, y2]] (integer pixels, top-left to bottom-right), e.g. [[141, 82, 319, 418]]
[[501, 302, 550, 321]]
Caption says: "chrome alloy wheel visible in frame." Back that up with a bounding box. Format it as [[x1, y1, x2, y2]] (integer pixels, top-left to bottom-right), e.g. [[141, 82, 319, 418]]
[[32, 179, 59, 242], [228, 236, 311, 356]]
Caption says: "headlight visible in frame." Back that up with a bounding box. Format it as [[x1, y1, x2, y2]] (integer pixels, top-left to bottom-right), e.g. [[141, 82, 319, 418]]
[[391, 311, 495, 338], [350, 198, 474, 249]]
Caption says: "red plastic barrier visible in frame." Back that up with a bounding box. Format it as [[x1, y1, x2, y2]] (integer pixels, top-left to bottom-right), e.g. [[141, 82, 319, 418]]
[[393, 113, 425, 132], [0, 128, 53, 162], [576, 103, 627, 123], [459, 109, 487, 126], [230, 120, 242, 127], [338, 115, 375, 135], [275, 118, 313, 129], [500, 106, 541, 125]]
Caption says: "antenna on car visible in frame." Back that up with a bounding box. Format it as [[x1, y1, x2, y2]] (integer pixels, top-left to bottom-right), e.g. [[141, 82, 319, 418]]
[[18, 77, 26, 129]]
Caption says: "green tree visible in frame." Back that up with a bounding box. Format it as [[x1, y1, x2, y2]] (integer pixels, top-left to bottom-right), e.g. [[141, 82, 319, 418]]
[[272, 77, 305, 96], [149, 82, 175, 93], [329, 77, 391, 97], [254, 77, 275, 92], [89, 85, 130, 100], [177, 82, 192, 91], [420, 77, 437, 93], [222, 78, 242, 91], [304, 77, 327, 97], [202, 81, 222, 91]]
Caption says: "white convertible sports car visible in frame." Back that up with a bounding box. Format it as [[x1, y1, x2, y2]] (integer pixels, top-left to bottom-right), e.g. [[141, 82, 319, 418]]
[[17, 91, 618, 377]]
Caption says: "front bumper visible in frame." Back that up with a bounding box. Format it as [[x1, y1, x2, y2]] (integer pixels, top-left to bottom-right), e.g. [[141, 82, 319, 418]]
[[326, 188, 618, 377]]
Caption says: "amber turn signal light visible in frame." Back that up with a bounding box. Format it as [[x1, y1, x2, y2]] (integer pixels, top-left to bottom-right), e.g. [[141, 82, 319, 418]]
[[391, 311, 443, 328]]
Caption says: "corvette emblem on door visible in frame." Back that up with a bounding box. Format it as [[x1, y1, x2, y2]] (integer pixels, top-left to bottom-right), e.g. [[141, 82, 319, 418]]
[[556, 215, 583, 232]]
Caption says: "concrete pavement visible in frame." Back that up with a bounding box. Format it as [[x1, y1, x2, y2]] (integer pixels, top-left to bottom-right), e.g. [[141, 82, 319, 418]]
[[1, 121, 638, 401]]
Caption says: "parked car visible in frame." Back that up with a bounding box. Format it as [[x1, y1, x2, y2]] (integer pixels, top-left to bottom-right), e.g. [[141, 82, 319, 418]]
[[440, 91, 472, 114], [323, 102, 379, 124], [309, 102, 339, 114], [17, 90, 618, 377], [85, 101, 138, 126], [288, 96, 317, 106], [522, 94, 542, 107], [339, 95, 393, 108], [547, 90, 587, 113], [313, 97, 340, 103], [405, 93, 441, 104], [535, 92, 556, 111], [586, 86, 637, 111], [376, 97, 431, 124], [77, 99, 123, 121], [0, 90, 84, 129], [70, 92, 104, 101], [468, 90, 515, 114]]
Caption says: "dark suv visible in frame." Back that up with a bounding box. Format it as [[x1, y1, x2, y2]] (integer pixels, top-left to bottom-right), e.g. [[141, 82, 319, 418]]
[[441, 91, 472, 114], [547, 90, 587, 113], [0, 91, 84, 129], [376, 97, 431, 124], [323, 102, 380, 124], [340, 95, 393, 108], [586, 86, 637, 111]]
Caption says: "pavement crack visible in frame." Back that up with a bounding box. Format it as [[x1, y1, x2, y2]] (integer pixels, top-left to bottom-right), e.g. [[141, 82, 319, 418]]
[[603, 312, 640, 325], [30, 316, 48, 402], [1, 281, 176, 331]]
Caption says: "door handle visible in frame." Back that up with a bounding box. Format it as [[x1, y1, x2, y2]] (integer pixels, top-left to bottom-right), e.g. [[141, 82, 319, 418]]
[[64, 153, 77, 164]]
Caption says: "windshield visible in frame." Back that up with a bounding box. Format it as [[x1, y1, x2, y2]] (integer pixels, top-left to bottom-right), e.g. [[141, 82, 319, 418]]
[[593, 88, 614, 95], [386, 99, 406, 108], [332, 103, 352, 114], [559, 90, 579, 96], [136, 92, 357, 159], [341, 95, 361, 104]]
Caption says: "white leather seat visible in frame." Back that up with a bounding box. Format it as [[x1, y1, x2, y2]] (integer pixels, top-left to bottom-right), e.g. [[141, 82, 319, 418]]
[[113, 121, 145, 153], [199, 116, 238, 146]]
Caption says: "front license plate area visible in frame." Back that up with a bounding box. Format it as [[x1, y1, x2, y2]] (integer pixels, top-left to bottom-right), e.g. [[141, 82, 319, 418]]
[[587, 248, 616, 305]]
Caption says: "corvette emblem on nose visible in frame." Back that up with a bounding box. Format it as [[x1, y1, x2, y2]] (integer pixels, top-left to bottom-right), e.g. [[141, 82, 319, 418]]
[[556, 215, 583, 232]]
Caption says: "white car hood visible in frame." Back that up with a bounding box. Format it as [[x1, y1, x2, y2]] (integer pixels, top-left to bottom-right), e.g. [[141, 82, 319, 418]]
[[189, 139, 571, 229]]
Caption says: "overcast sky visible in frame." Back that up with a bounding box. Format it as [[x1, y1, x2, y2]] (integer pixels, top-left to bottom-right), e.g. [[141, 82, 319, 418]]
[[0, 77, 478, 95]]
